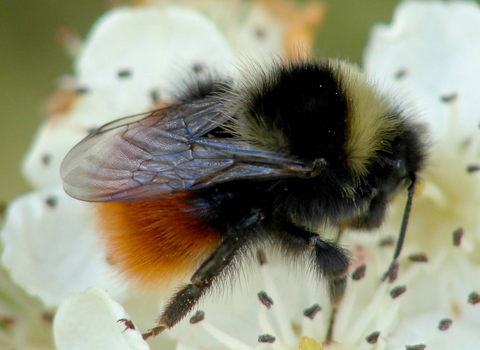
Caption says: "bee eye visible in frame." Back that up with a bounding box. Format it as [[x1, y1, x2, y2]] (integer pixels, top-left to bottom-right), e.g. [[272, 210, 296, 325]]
[[398, 163, 408, 180], [384, 159, 407, 179]]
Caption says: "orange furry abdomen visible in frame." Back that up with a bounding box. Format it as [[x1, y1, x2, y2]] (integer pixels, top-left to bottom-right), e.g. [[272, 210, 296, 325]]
[[95, 192, 221, 291]]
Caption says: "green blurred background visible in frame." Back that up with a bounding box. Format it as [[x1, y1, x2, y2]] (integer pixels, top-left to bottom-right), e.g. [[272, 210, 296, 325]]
[[1, 0, 475, 204]]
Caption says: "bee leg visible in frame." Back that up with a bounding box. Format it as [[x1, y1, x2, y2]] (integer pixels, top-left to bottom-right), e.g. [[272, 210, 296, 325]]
[[324, 274, 347, 345], [307, 234, 349, 345], [142, 208, 264, 340], [276, 222, 350, 345]]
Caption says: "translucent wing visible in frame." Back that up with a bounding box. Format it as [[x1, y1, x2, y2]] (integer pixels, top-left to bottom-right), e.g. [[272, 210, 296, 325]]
[[61, 98, 322, 202]]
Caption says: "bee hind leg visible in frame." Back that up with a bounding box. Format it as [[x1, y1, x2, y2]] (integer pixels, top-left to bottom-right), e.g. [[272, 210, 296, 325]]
[[307, 234, 349, 345], [275, 221, 350, 345], [142, 208, 264, 340], [324, 274, 347, 345]]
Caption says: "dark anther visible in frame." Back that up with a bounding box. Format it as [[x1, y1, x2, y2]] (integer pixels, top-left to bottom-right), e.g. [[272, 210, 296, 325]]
[[258, 334, 276, 343], [45, 196, 57, 208], [75, 86, 89, 94], [255, 27, 267, 39], [192, 64, 204, 74], [303, 304, 322, 320], [438, 318, 452, 331], [468, 291, 480, 305], [42, 154, 52, 166], [118, 69, 132, 78], [365, 331, 380, 344], [453, 228, 464, 247], [467, 165, 480, 173], [408, 253, 428, 262], [379, 236, 395, 247], [150, 89, 161, 104], [440, 92, 457, 103], [383, 261, 399, 283], [390, 285, 407, 299], [394, 68, 408, 80], [258, 291, 274, 309], [189, 310, 205, 324], [352, 264, 367, 281], [405, 345, 426, 350]]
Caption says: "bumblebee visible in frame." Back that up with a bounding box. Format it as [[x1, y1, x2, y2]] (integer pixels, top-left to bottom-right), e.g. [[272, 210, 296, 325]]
[[61, 58, 426, 341]]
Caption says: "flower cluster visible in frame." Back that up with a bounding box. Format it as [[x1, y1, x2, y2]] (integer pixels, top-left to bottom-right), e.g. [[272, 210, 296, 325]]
[[1, 1, 480, 350]]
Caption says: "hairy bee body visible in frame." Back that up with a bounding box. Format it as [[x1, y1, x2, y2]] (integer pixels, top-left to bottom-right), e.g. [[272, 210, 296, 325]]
[[62, 58, 426, 338]]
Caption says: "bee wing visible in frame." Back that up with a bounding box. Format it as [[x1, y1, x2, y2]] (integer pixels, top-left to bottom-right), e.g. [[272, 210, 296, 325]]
[[61, 99, 315, 202]]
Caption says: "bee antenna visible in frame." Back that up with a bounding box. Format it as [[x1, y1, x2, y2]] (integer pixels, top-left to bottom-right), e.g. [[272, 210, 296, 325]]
[[382, 172, 417, 282]]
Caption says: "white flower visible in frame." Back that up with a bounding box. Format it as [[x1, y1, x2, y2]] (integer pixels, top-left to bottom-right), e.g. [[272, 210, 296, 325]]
[[4, 1, 480, 350]]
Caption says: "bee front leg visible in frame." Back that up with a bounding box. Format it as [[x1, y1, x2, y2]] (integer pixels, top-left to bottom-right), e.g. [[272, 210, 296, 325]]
[[142, 209, 264, 340], [382, 173, 417, 282]]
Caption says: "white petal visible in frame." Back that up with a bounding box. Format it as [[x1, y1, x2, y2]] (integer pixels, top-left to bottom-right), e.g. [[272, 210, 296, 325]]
[[54, 287, 149, 350], [176, 343, 202, 350], [22, 89, 129, 189], [76, 6, 236, 116], [225, 3, 285, 61], [168, 1, 288, 61], [387, 312, 480, 350], [21, 119, 76, 189], [0, 186, 126, 307], [167, 265, 274, 349], [364, 1, 480, 142], [397, 252, 480, 319]]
